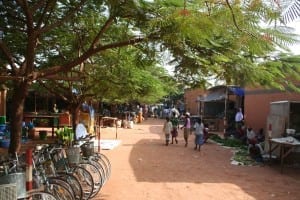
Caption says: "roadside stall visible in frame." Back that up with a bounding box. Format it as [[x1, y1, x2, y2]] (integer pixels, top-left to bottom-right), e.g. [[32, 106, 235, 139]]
[[266, 101, 300, 172], [198, 85, 245, 132]]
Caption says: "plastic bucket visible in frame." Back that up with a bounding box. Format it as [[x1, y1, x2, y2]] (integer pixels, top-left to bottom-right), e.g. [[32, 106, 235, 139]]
[[128, 121, 134, 129], [0, 116, 6, 125], [0, 139, 10, 148], [39, 130, 47, 140], [0, 124, 6, 132]]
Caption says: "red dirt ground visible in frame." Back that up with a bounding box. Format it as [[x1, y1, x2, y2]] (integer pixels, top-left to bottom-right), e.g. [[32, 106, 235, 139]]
[[96, 118, 300, 200], [1, 118, 300, 200]]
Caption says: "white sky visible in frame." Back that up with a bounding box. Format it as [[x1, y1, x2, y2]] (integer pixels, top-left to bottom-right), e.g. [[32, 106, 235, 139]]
[[287, 19, 300, 55], [164, 18, 300, 75]]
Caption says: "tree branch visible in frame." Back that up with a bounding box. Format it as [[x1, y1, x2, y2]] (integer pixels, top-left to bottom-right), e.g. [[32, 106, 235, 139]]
[[225, 0, 257, 39], [90, 16, 115, 48], [37, 0, 88, 35], [36, 36, 149, 79]]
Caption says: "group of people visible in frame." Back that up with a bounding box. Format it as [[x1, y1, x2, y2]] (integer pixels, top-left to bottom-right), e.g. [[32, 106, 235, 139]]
[[232, 107, 265, 161], [162, 112, 208, 151]]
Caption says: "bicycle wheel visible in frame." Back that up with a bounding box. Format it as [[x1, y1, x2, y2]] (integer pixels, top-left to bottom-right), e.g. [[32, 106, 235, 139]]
[[89, 159, 106, 186], [45, 181, 74, 200], [93, 153, 111, 180], [78, 162, 102, 198], [72, 166, 94, 200], [57, 172, 83, 200], [27, 191, 57, 200]]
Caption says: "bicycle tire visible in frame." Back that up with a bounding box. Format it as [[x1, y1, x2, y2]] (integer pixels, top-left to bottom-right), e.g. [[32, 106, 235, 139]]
[[93, 153, 111, 180], [45, 181, 74, 200], [26, 191, 57, 200], [57, 172, 83, 200], [72, 166, 94, 200], [89, 159, 106, 186], [78, 162, 102, 198], [48, 177, 75, 199]]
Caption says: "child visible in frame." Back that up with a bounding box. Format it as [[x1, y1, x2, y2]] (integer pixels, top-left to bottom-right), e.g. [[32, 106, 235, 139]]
[[170, 112, 179, 144], [163, 117, 172, 146], [180, 113, 191, 147], [193, 118, 204, 151], [203, 123, 209, 143]]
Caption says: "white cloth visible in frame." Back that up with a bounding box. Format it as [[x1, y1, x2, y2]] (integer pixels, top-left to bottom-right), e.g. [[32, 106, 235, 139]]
[[163, 121, 173, 134], [194, 122, 204, 135], [75, 123, 87, 140], [235, 111, 243, 122], [247, 129, 256, 140]]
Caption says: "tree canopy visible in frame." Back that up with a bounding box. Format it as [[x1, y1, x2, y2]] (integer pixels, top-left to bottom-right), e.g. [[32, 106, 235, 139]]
[[1, 0, 300, 153]]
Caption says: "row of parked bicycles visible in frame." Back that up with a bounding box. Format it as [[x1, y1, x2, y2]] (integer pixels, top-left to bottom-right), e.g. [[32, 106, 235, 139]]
[[0, 135, 111, 200]]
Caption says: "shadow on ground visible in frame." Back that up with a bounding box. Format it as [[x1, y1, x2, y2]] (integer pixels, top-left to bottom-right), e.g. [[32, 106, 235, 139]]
[[128, 119, 300, 199]]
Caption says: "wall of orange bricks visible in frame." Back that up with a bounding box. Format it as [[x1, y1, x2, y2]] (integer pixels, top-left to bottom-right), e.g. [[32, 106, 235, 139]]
[[244, 89, 300, 133], [184, 88, 205, 115]]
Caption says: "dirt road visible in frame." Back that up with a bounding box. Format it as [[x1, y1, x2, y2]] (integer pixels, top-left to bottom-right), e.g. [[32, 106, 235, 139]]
[[96, 118, 300, 200]]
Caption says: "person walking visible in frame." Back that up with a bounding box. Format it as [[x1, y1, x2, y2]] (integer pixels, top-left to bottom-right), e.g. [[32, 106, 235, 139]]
[[181, 113, 191, 147], [170, 112, 179, 144], [162, 117, 172, 146], [193, 118, 204, 151]]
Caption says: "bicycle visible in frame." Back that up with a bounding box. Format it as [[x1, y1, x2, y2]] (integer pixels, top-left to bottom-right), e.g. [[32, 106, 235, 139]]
[[50, 145, 94, 200], [0, 153, 57, 200]]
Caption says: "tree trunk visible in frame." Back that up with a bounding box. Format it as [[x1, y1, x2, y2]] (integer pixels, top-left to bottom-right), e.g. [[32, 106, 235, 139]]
[[69, 104, 81, 140], [8, 82, 29, 154]]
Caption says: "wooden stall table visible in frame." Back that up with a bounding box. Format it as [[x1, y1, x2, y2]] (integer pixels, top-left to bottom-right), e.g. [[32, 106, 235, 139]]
[[24, 114, 59, 138], [100, 117, 118, 139], [269, 136, 300, 173]]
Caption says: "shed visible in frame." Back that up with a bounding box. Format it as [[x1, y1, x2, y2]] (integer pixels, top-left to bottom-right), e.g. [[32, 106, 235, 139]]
[[198, 85, 244, 131]]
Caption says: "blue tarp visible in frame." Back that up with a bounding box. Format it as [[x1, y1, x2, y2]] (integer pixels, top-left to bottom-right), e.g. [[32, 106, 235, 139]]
[[200, 85, 244, 102], [228, 86, 245, 96]]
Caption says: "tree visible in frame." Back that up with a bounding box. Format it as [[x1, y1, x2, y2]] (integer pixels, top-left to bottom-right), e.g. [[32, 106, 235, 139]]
[[0, 0, 160, 153], [85, 46, 177, 103], [157, 0, 300, 88], [38, 46, 176, 132], [0, 0, 298, 154], [280, 0, 300, 23]]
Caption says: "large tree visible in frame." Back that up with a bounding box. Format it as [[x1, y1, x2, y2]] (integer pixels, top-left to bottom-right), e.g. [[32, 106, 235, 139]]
[[0, 0, 159, 153], [0, 0, 298, 154]]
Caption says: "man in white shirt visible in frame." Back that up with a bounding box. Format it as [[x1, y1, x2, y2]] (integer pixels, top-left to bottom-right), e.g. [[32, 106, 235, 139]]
[[235, 108, 243, 129]]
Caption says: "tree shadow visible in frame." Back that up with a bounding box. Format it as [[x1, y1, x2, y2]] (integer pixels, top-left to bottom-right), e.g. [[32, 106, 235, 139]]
[[128, 119, 300, 199]]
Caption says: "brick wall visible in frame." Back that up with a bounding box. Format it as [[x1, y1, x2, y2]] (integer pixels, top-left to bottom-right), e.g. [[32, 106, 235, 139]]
[[244, 88, 300, 133], [184, 87, 300, 134], [184, 88, 205, 115]]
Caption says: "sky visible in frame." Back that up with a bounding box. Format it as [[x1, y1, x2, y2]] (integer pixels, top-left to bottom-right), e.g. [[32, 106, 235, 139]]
[[287, 19, 300, 54]]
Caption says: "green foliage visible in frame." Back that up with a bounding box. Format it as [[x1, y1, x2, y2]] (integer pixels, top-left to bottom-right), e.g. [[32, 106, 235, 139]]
[[209, 134, 257, 165], [233, 148, 257, 166], [2, 0, 300, 153], [55, 127, 74, 146], [85, 46, 176, 104], [209, 134, 245, 148]]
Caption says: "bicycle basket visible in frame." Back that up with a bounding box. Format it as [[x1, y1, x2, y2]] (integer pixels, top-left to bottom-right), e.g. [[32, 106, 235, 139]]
[[0, 183, 16, 200], [65, 147, 81, 165], [0, 172, 26, 199], [81, 141, 94, 157], [52, 149, 66, 170]]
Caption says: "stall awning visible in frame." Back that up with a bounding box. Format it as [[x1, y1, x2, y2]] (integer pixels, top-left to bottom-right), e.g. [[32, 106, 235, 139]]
[[228, 86, 245, 96], [199, 85, 244, 102], [200, 90, 226, 102]]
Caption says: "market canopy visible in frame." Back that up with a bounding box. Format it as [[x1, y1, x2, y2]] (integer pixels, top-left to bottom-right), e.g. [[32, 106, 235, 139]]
[[199, 85, 244, 102]]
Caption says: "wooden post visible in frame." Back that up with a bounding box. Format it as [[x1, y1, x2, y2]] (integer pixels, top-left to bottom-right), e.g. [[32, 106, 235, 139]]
[[25, 148, 33, 191]]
